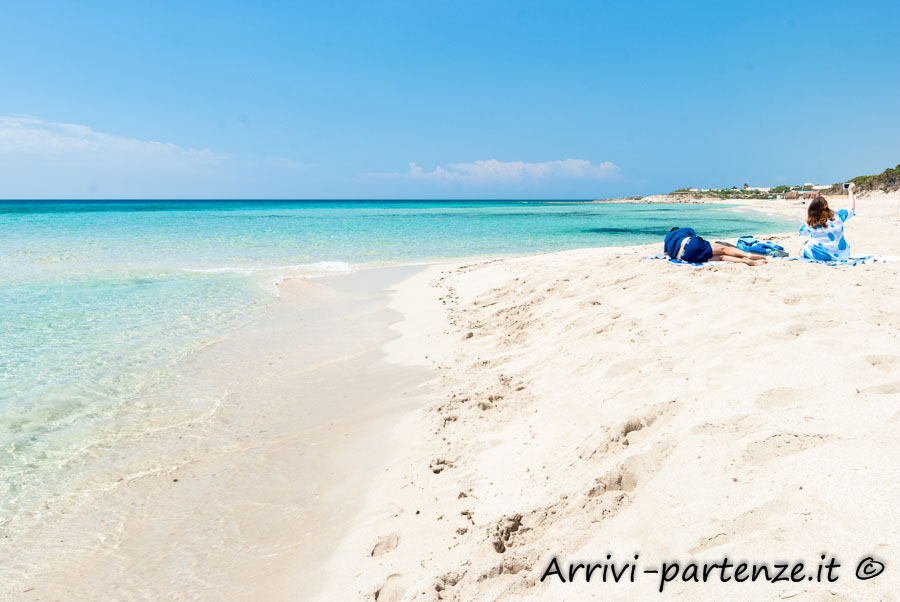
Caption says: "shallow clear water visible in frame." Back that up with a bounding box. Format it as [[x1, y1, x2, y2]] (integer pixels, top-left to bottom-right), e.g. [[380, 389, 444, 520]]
[[0, 199, 792, 527]]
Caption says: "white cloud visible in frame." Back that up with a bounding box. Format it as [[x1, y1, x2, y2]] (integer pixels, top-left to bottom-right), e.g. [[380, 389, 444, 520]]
[[397, 158, 619, 182], [0, 115, 322, 197], [0, 115, 620, 198], [0, 115, 224, 174]]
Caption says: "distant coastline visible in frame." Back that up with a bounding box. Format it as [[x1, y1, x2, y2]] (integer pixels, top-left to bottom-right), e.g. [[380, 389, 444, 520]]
[[592, 162, 900, 206]]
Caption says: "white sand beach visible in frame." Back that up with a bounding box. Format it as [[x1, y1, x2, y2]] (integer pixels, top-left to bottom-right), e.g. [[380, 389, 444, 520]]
[[8, 194, 899, 601], [6, 2, 899, 599], [317, 194, 900, 600]]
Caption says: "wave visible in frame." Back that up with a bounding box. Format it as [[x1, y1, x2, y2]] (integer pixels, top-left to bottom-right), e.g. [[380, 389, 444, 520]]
[[182, 261, 352, 276], [301, 261, 353, 273], [181, 261, 354, 298]]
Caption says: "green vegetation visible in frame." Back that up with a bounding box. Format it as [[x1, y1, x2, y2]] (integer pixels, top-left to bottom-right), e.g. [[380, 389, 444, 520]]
[[670, 164, 900, 200], [824, 163, 900, 194], [668, 187, 772, 200]]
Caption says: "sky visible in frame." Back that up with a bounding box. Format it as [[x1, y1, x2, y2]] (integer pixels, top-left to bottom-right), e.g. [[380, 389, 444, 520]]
[[1, 0, 898, 199]]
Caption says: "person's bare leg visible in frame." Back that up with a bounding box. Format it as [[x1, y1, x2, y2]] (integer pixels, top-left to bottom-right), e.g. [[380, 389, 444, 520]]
[[710, 242, 767, 262], [718, 255, 766, 266], [726, 247, 767, 261]]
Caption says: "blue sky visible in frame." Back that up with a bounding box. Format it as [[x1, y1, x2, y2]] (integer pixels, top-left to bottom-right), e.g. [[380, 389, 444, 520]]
[[1, 0, 898, 199]]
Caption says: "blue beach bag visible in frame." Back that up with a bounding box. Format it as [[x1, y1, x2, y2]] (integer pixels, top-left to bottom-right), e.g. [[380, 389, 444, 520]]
[[737, 236, 786, 256]]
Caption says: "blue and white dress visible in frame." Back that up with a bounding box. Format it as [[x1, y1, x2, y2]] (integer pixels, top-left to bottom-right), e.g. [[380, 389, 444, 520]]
[[799, 208, 854, 261]]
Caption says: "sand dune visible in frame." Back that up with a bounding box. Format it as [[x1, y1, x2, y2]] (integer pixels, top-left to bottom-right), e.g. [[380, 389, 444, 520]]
[[319, 195, 900, 600]]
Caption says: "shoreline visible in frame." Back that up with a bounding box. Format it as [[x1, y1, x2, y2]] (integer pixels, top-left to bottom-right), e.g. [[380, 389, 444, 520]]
[[7, 193, 898, 599], [4, 265, 441, 600], [589, 193, 850, 228], [2, 200, 785, 584], [274, 200, 800, 277]]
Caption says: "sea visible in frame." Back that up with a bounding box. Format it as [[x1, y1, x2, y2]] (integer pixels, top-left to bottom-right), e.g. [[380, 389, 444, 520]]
[[0, 199, 793, 534]]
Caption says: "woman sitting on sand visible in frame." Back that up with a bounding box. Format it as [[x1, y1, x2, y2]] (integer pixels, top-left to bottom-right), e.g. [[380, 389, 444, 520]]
[[798, 183, 856, 261], [664, 227, 767, 265]]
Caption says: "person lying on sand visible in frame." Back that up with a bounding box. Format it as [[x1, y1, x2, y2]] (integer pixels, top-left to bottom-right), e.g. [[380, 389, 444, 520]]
[[664, 227, 768, 265], [798, 183, 856, 260]]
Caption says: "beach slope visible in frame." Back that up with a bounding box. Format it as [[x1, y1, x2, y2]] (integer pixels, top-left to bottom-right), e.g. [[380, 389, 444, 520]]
[[322, 195, 900, 600]]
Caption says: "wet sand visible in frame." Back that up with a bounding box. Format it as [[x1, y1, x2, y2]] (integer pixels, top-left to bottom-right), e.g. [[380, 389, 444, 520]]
[[5, 265, 438, 600]]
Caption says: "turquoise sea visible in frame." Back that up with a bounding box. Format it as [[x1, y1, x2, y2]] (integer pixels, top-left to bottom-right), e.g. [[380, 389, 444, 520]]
[[0, 199, 793, 530]]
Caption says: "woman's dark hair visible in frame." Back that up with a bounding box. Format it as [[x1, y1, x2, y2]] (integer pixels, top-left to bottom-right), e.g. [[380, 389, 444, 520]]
[[807, 196, 835, 228], [669, 227, 679, 232]]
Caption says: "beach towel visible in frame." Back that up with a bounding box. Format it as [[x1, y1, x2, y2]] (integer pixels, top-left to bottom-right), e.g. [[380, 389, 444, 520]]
[[736, 236, 788, 257], [778, 255, 900, 267], [736, 236, 757, 252], [642, 253, 719, 267]]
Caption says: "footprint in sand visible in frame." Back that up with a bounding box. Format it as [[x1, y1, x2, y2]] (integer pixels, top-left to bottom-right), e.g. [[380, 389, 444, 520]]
[[866, 355, 900, 372], [588, 441, 672, 502], [755, 387, 804, 409], [621, 402, 676, 443], [581, 405, 674, 460], [621, 416, 644, 437], [741, 432, 834, 464], [861, 381, 900, 395], [639, 399, 679, 429], [576, 429, 613, 460], [371, 532, 399, 557], [604, 358, 647, 378], [588, 466, 637, 497], [435, 570, 465, 596], [488, 514, 523, 553], [429, 458, 455, 474], [690, 498, 787, 554], [374, 574, 405, 601], [783, 322, 809, 337], [478, 554, 533, 582]]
